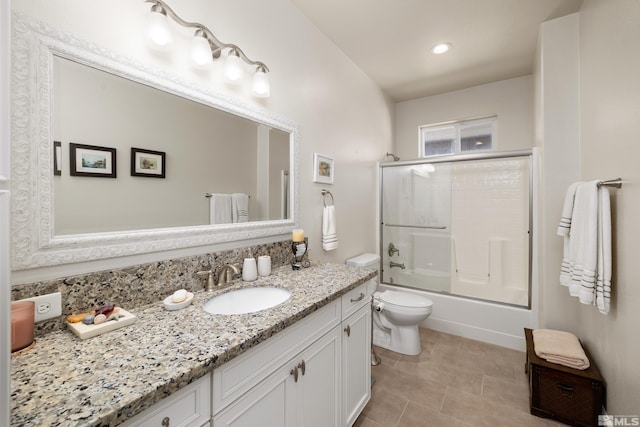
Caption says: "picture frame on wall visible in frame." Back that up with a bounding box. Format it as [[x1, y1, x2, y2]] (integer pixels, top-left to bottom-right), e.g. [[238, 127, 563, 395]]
[[70, 143, 116, 178], [53, 140, 62, 176], [131, 147, 166, 178], [313, 153, 334, 184]]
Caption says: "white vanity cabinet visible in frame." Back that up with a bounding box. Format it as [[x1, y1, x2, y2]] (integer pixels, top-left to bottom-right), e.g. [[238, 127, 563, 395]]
[[120, 374, 211, 427], [341, 281, 374, 427], [212, 279, 374, 427]]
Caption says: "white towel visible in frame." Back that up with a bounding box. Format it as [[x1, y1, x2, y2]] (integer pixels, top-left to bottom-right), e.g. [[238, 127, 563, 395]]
[[322, 205, 339, 251], [232, 193, 249, 223], [595, 186, 612, 314], [209, 193, 232, 224], [559, 182, 582, 287], [569, 181, 599, 303], [558, 180, 612, 314]]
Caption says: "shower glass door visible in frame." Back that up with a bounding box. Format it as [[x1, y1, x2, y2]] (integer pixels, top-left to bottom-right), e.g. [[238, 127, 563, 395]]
[[380, 154, 531, 307]]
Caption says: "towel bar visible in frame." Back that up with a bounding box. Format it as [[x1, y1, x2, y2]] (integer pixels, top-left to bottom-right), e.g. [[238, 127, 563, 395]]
[[597, 178, 622, 188]]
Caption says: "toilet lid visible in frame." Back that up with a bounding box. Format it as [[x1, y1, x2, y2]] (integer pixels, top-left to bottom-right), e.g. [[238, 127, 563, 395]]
[[380, 290, 433, 308]]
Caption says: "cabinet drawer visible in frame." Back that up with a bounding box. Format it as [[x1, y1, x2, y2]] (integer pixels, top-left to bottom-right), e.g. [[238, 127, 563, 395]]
[[212, 300, 340, 413], [121, 375, 211, 427], [341, 279, 375, 319]]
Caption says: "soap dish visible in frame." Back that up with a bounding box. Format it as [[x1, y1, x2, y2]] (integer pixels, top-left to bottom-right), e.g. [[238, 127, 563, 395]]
[[163, 292, 194, 311]]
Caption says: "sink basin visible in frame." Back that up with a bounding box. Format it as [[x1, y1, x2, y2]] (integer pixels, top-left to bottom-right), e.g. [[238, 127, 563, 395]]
[[203, 287, 292, 315]]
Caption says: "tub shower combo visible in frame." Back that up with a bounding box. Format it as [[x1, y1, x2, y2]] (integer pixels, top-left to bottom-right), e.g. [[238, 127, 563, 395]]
[[380, 151, 533, 310]]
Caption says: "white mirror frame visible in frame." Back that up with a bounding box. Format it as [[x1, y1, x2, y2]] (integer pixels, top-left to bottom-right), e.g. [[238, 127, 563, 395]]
[[10, 13, 299, 270]]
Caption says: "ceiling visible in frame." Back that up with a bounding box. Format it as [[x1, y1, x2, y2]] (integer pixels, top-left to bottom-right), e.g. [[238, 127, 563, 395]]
[[290, 0, 583, 102]]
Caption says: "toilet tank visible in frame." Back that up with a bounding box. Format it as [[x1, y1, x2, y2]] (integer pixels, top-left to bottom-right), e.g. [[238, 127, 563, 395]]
[[346, 253, 380, 283]]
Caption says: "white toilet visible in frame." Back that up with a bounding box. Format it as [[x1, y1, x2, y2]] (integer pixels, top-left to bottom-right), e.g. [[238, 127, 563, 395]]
[[345, 253, 434, 356]]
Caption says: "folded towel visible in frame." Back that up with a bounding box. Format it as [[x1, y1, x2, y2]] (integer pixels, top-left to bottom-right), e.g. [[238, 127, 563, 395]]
[[232, 193, 249, 223], [532, 329, 590, 370], [209, 193, 232, 224], [322, 205, 338, 251]]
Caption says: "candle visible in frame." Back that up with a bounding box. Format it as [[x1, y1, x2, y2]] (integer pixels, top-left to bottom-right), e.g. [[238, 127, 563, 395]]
[[292, 229, 304, 242], [11, 301, 35, 352]]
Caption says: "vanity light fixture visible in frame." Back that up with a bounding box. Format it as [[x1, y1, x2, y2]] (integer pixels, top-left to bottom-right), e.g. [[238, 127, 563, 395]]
[[431, 42, 452, 55], [145, 0, 270, 98]]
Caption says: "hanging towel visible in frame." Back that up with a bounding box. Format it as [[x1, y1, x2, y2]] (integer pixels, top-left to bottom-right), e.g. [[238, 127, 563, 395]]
[[322, 205, 339, 251], [559, 182, 582, 287], [568, 181, 599, 303], [532, 329, 590, 370], [209, 193, 232, 224], [558, 180, 612, 314], [232, 193, 249, 223], [595, 186, 612, 314]]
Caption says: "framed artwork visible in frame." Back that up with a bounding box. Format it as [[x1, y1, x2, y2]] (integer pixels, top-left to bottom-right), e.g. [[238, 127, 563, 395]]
[[69, 143, 116, 178], [131, 147, 166, 178], [53, 141, 62, 176], [313, 153, 334, 184]]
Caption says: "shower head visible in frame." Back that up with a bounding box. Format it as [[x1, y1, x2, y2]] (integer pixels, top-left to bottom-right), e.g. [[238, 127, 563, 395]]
[[385, 152, 400, 161]]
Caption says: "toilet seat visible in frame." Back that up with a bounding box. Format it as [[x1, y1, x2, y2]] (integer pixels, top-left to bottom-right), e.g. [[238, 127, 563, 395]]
[[378, 290, 433, 308]]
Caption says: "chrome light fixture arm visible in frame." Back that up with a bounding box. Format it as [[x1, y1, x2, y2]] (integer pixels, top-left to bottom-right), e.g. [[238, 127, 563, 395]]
[[145, 0, 269, 72]]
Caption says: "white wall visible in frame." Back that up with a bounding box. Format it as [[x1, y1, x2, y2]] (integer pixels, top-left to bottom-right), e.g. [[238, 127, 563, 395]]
[[395, 76, 533, 159], [538, 3, 640, 413], [535, 14, 582, 332], [11, 0, 393, 279], [576, 0, 640, 413]]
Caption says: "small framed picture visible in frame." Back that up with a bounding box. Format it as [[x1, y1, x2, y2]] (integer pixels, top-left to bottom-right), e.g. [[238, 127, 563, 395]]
[[131, 147, 166, 178], [313, 153, 334, 184], [70, 143, 116, 178], [53, 141, 62, 176]]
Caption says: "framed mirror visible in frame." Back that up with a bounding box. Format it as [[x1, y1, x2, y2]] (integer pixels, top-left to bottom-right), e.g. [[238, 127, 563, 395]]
[[11, 13, 299, 270]]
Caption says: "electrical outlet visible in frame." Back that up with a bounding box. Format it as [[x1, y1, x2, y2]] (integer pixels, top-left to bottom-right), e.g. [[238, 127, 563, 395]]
[[21, 292, 62, 322]]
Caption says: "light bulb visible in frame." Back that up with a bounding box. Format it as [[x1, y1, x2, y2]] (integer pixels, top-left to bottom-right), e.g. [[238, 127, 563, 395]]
[[252, 68, 270, 98], [224, 51, 245, 84], [432, 42, 452, 55], [190, 31, 212, 66], [147, 7, 171, 47]]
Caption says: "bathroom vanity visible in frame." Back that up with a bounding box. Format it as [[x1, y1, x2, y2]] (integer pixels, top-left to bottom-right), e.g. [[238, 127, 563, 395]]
[[10, 262, 376, 426]]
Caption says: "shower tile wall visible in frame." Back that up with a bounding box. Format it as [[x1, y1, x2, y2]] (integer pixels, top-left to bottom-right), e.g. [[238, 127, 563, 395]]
[[450, 158, 530, 306]]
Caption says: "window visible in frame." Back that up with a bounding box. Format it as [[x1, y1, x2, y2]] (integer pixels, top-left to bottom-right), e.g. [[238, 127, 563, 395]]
[[420, 116, 496, 157]]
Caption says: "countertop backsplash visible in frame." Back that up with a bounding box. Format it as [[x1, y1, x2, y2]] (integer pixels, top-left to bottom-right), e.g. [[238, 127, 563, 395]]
[[11, 240, 293, 337]]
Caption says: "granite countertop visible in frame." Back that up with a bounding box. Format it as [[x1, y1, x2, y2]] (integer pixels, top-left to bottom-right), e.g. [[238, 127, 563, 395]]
[[11, 262, 376, 427]]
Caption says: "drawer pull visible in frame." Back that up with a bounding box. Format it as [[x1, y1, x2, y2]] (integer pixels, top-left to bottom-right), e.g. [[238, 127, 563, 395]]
[[557, 383, 575, 397], [290, 367, 299, 382], [350, 293, 365, 303], [161, 416, 170, 427], [298, 360, 306, 376], [344, 325, 351, 337]]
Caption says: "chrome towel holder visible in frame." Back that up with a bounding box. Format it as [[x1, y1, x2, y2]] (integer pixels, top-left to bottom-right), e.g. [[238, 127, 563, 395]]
[[597, 178, 623, 188], [321, 189, 334, 207]]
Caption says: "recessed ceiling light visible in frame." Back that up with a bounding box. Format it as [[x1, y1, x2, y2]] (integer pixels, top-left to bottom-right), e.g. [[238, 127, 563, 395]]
[[432, 43, 452, 55]]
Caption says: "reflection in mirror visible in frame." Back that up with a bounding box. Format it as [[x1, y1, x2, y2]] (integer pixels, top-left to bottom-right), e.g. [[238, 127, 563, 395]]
[[11, 13, 298, 270], [53, 56, 290, 235]]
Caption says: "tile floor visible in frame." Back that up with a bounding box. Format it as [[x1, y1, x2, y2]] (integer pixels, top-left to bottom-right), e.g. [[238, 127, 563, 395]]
[[354, 328, 566, 427]]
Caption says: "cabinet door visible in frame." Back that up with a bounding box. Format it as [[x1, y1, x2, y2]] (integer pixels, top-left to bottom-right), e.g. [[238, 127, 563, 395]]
[[342, 305, 371, 427], [213, 362, 295, 427], [122, 375, 211, 427], [296, 325, 342, 427]]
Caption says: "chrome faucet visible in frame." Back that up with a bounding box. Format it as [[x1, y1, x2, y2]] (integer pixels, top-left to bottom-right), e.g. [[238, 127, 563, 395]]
[[388, 242, 400, 257], [389, 261, 406, 270], [217, 263, 240, 286]]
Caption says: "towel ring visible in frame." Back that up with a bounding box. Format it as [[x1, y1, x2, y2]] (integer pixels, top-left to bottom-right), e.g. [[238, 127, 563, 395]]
[[321, 189, 334, 207]]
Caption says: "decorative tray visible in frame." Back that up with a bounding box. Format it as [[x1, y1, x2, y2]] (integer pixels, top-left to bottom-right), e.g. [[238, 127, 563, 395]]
[[66, 308, 137, 340]]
